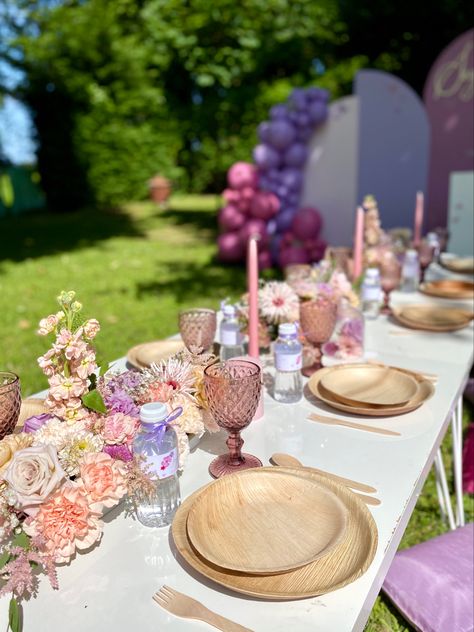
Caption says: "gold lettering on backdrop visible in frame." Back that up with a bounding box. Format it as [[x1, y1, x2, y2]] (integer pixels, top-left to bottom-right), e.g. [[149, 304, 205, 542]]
[[433, 41, 473, 101]]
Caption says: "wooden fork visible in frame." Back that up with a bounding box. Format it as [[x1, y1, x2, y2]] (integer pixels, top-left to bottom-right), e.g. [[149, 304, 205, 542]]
[[153, 585, 254, 632]]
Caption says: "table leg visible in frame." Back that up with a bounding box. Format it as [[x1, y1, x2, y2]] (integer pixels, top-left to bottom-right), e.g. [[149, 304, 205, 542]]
[[451, 397, 465, 527], [434, 449, 456, 530]]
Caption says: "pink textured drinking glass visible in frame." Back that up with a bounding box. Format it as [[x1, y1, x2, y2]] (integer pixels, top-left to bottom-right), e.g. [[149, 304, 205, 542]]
[[0, 372, 21, 440], [178, 308, 217, 353], [417, 241, 435, 283], [204, 360, 262, 478], [300, 299, 338, 377], [380, 258, 402, 314]]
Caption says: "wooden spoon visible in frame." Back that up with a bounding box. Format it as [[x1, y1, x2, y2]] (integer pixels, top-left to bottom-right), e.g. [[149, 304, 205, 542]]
[[270, 453, 380, 506]]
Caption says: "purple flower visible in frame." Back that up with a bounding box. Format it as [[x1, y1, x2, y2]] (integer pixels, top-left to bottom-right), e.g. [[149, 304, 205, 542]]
[[103, 444, 133, 462], [341, 318, 364, 342], [322, 341, 339, 357], [23, 413, 54, 434], [105, 389, 140, 417]]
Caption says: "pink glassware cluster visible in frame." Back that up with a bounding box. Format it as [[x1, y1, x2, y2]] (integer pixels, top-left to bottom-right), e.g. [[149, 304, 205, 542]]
[[300, 300, 338, 376], [178, 309, 217, 353], [204, 360, 262, 478], [0, 372, 21, 440]]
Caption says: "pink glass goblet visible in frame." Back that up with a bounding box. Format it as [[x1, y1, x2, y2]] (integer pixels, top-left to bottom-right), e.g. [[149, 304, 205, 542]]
[[300, 299, 338, 377], [380, 260, 401, 314], [178, 308, 217, 353], [0, 372, 21, 440], [417, 242, 435, 283], [204, 360, 262, 478]]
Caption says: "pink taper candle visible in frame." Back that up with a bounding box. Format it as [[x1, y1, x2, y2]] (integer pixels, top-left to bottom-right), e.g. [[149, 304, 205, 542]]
[[247, 236, 259, 359], [413, 191, 424, 247], [352, 206, 364, 280]]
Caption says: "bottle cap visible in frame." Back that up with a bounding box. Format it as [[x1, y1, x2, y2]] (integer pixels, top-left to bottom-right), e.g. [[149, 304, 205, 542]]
[[223, 304, 236, 317], [365, 267, 380, 277], [405, 249, 418, 259], [279, 322, 297, 336], [139, 402, 168, 425]]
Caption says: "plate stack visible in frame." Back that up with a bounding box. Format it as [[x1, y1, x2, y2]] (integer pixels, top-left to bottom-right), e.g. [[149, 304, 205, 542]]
[[439, 256, 474, 275], [419, 279, 474, 299], [392, 305, 474, 332], [172, 466, 378, 599], [126, 340, 185, 369], [308, 364, 435, 417]]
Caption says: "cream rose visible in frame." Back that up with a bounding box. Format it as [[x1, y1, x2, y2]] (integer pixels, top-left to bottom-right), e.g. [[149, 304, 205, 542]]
[[3, 445, 66, 516]]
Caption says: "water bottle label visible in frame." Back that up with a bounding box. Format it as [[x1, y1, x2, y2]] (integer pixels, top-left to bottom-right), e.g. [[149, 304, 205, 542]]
[[362, 286, 380, 301], [275, 352, 302, 371], [221, 329, 242, 345], [144, 448, 179, 479]]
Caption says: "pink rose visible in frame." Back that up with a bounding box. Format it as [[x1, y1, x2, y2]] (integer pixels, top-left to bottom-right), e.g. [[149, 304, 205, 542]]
[[3, 445, 66, 516], [24, 483, 103, 563], [102, 413, 139, 445], [78, 452, 127, 511]]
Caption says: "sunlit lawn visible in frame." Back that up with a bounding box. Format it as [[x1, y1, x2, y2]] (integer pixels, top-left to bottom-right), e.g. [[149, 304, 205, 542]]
[[0, 195, 472, 630]]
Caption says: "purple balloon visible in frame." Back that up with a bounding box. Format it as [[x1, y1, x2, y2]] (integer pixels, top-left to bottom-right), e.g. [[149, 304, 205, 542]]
[[283, 143, 307, 167], [275, 209, 296, 232], [257, 121, 272, 144], [267, 219, 277, 235], [295, 126, 313, 142], [288, 192, 301, 206], [267, 168, 281, 182], [270, 234, 283, 264], [296, 112, 310, 128], [307, 87, 330, 102], [270, 104, 289, 120], [280, 167, 303, 191], [258, 175, 271, 190], [307, 101, 327, 124], [289, 110, 300, 124], [267, 120, 296, 150], [253, 143, 280, 170], [277, 185, 289, 199], [289, 88, 308, 111]]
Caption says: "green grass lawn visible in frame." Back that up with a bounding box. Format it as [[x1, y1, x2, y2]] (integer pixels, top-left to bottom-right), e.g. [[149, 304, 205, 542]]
[[0, 196, 472, 630]]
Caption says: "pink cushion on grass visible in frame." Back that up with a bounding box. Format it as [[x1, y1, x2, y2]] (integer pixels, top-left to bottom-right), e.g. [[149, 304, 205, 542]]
[[383, 524, 474, 632]]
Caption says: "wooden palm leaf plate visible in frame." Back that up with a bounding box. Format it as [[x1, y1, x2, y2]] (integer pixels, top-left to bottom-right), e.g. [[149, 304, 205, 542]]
[[186, 468, 348, 575], [420, 279, 474, 299], [126, 340, 185, 369], [172, 467, 378, 599], [392, 306, 473, 332], [319, 365, 418, 408]]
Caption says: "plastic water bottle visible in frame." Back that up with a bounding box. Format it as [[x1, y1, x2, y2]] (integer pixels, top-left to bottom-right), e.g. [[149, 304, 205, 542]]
[[219, 304, 244, 361], [132, 402, 181, 528], [401, 250, 420, 292], [426, 232, 441, 262], [361, 268, 382, 320], [274, 323, 303, 403]]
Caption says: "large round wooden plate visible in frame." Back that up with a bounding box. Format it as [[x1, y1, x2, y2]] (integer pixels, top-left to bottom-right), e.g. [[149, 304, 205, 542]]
[[320, 365, 418, 407], [172, 467, 378, 599], [186, 468, 347, 575], [126, 340, 185, 369], [307, 366, 434, 417], [440, 256, 474, 275], [17, 398, 48, 428], [392, 306, 473, 332], [420, 279, 474, 299]]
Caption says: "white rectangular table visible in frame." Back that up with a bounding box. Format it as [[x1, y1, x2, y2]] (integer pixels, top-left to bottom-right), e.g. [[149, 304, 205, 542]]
[[1, 291, 473, 632]]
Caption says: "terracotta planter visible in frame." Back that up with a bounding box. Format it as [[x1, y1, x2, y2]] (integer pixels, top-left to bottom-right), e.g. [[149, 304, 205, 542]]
[[149, 175, 172, 205]]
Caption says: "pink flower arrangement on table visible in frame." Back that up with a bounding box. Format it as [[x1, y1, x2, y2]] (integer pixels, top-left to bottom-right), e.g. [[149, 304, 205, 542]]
[[0, 291, 217, 631]]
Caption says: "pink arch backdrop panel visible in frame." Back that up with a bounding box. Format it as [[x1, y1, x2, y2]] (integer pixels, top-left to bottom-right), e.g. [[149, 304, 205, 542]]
[[300, 96, 359, 247], [355, 70, 430, 232], [423, 29, 474, 231]]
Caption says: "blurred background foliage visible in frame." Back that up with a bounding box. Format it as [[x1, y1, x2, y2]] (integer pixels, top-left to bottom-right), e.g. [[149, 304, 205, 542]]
[[0, 0, 473, 210]]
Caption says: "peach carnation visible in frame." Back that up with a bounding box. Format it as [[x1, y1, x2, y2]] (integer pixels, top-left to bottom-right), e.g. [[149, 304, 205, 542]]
[[24, 483, 103, 564], [102, 412, 140, 445], [78, 452, 127, 511]]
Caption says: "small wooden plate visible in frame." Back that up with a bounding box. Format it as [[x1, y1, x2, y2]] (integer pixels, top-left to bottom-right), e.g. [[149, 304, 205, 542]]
[[420, 279, 474, 299], [392, 306, 473, 332], [308, 366, 434, 417], [126, 340, 185, 369], [440, 256, 474, 275], [172, 467, 378, 599], [320, 366, 418, 407], [186, 468, 347, 575], [17, 398, 48, 428]]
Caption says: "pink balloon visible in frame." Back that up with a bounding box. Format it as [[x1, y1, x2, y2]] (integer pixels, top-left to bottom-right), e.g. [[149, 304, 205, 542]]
[[227, 162, 258, 190], [250, 191, 280, 220], [258, 249, 273, 270], [239, 218, 269, 247], [279, 245, 310, 268], [291, 207, 322, 240], [219, 205, 246, 232], [222, 188, 240, 203], [241, 186, 256, 201], [218, 232, 245, 263], [236, 195, 251, 214], [306, 238, 327, 262]]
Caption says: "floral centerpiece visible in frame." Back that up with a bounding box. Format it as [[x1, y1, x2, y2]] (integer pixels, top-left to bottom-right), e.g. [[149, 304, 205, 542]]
[[0, 291, 216, 632]]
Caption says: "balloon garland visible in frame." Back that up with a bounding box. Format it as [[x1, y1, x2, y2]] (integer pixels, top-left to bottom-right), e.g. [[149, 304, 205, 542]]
[[217, 87, 330, 269]]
